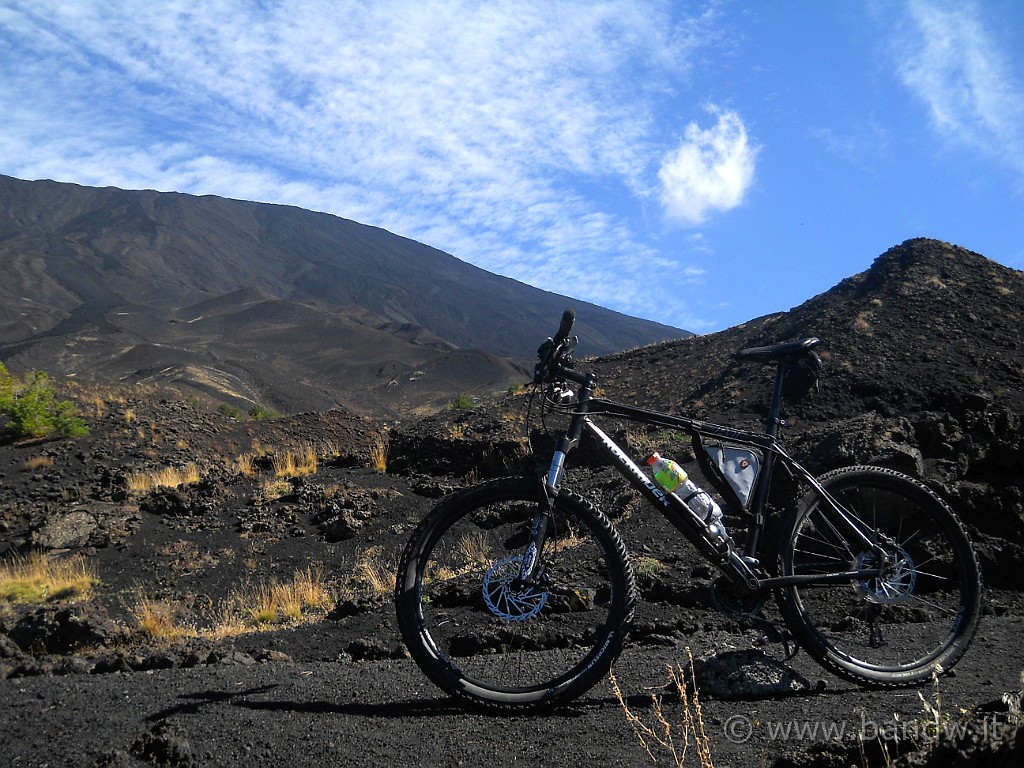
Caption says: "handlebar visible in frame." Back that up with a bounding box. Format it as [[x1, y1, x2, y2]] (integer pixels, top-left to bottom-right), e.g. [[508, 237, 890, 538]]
[[533, 309, 583, 385]]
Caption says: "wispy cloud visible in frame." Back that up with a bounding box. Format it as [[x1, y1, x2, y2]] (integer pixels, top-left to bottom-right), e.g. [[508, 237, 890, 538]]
[[657, 105, 758, 226], [896, 0, 1024, 174], [0, 0, 742, 329]]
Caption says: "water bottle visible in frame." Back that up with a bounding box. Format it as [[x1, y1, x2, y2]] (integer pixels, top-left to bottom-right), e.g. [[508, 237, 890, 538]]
[[647, 453, 729, 544]]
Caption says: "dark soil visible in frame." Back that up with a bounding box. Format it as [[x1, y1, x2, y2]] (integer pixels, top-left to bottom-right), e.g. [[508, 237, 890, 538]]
[[2, 238, 1023, 767]]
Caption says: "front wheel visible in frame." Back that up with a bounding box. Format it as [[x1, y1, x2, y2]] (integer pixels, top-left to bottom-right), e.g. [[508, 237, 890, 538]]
[[395, 476, 635, 712], [776, 466, 981, 687]]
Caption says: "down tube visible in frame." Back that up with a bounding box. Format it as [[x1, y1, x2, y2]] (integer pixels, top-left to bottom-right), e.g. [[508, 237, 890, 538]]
[[583, 421, 729, 557]]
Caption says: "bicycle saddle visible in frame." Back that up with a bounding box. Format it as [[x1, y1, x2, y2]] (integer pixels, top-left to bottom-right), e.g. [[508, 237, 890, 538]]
[[737, 337, 820, 363]]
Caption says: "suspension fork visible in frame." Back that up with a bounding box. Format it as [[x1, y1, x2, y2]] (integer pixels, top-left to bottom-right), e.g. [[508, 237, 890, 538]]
[[517, 377, 596, 585]]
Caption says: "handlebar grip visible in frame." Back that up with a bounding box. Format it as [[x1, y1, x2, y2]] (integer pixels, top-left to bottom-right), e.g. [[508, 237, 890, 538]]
[[555, 309, 576, 342]]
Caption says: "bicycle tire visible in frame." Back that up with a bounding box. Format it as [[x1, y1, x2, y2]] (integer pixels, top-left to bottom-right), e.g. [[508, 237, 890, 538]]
[[775, 465, 981, 687], [395, 476, 635, 711]]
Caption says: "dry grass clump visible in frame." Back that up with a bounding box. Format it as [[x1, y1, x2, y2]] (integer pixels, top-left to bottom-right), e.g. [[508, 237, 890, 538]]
[[242, 566, 333, 625], [317, 440, 341, 461], [125, 462, 202, 493], [258, 477, 293, 502], [611, 648, 715, 768], [128, 565, 336, 641], [272, 445, 319, 478], [0, 552, 98, 605], [129, 592, 192, 640], [23, 455, 54, 472], [232, 452, 258, 477], [368, 431, 390, 472], [340, 547, 394, 602]]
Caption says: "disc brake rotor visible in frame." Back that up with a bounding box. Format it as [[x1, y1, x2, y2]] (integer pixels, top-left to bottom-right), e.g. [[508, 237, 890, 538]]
[[854, 549, 916, 604], [482, 555, 548, 621]]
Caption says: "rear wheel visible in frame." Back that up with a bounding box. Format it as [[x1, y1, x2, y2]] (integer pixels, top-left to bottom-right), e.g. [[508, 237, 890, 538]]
[[776, 466, 981, 687], [395, 476, 635, 712]]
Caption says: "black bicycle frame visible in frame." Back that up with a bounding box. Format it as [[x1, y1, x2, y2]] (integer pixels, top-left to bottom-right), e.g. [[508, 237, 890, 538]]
[[531, 368, 888, 595]]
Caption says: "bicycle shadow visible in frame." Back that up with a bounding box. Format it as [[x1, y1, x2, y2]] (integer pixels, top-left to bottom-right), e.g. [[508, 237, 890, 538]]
[[146, 685, 636, 722], [144, 679, 853, 724], [146, 684, 467, 722]]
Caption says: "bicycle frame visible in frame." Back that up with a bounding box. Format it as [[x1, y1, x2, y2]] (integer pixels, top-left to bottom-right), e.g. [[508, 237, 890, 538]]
[[528, 363, 890, 596]]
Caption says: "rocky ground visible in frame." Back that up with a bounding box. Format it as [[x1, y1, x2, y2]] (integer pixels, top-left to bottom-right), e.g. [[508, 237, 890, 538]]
[[2, 239, 1023, 766], [0, 386, 1021, 768]]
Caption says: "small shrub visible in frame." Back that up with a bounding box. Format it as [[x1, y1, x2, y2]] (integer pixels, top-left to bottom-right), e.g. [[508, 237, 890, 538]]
[[449, 393, 474, 410], [218, 403, 244, 420], [0, 366, 89, 439], [0, 362, 15, 412], [633, 555, 667, 582], [248, 403, 282, 421]]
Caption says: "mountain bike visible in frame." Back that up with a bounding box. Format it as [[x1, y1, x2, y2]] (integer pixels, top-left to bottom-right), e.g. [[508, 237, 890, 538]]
[[395, 310, 982, 712]]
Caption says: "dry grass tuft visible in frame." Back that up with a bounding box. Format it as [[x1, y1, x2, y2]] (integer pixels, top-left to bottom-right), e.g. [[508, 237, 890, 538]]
[[128, 565, 336, 640], [232, 452, 258, 477], [611, 647, 715, 767], [340, 547, 394, 602], [213, 565, 336, 634], [23, 455, 54, 472], [129, 592, 193, 640], [0, 552, 98, 605], [273, 445, 318, 478], [258, 478, 293, 502], [125, 462, 202, 494], [368, 431, 390, 472]]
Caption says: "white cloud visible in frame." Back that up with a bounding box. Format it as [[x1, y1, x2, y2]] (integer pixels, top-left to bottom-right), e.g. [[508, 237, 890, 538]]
[[897, 0, 1024, 172], [0, 0, 729, 328], [657, 106, 758, 226]]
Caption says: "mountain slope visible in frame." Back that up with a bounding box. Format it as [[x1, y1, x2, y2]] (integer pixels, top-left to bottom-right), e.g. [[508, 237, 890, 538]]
[[0, 174, 687, 414]]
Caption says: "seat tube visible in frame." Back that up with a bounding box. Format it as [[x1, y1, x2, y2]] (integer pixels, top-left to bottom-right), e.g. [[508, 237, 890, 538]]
[[765, 365, 787, 438]]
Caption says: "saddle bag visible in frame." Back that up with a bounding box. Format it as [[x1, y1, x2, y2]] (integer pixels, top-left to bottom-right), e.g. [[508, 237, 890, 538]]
[[700, 442, 763, 511]]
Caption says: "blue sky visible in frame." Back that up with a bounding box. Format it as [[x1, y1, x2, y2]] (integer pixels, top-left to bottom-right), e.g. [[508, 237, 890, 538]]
[[1, 1, 1022, 335]]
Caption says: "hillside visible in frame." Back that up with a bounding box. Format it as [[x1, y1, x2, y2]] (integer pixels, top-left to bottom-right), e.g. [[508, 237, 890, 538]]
[[0, 238, 1022, 767], [0, 174, 685, 416]]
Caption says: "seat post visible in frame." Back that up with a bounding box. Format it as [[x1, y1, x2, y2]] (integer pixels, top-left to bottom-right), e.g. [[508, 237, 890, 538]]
[[765, 363, 788, 438]]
